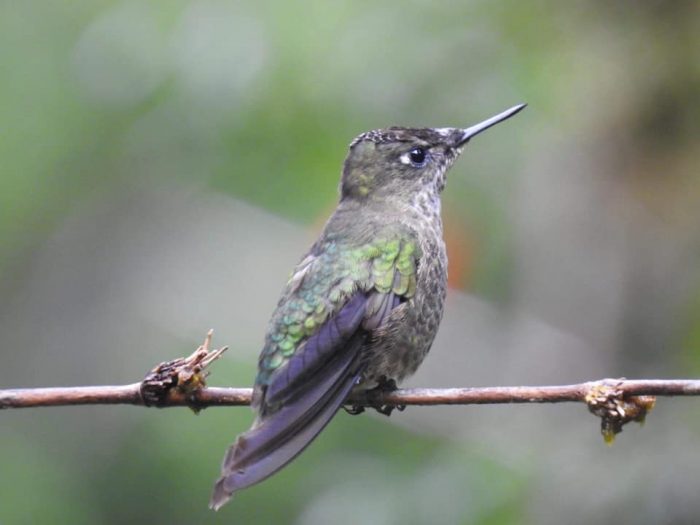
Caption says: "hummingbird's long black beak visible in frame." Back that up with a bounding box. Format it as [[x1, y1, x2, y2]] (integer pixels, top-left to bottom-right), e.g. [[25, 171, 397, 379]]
[[457, 103, 527, 146]]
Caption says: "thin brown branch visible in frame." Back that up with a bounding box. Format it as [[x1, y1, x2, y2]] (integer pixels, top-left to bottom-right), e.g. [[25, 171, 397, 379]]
[[2, 379, 700, 410], [2, 332, 699, 442]]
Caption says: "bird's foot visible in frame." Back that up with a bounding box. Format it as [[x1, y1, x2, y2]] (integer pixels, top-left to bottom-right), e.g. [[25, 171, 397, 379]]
[[368, 377, 405, 416], [344, 376, 405, 417], [343, 404, 366, 416]]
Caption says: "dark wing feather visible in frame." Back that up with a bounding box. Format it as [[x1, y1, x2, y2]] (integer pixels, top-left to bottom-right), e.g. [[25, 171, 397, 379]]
[[210, 334, 365, 509], [209, 293, 373, 510], [362, 291, 399, 331], [210, 237, 420, 510], [264, 292, 368, 409]]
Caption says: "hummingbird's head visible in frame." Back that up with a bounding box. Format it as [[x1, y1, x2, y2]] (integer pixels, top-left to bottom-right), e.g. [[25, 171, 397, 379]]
[[340, 103, 526, 202]]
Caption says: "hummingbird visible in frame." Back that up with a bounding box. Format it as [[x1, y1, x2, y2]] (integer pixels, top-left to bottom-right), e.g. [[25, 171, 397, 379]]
[[210, 103, 526, 510]]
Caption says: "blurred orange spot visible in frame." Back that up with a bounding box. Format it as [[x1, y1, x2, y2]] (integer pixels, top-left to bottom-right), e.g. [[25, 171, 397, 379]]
[[444, 214, 476, 289]]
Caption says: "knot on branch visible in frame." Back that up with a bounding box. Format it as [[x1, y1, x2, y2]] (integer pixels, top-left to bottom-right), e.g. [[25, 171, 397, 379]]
[[585, 379, 656, 444], [140, 330, 228, 411]]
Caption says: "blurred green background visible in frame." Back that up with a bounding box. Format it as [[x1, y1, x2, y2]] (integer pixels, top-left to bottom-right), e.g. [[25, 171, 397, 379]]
[[2, 1, 700, 523]]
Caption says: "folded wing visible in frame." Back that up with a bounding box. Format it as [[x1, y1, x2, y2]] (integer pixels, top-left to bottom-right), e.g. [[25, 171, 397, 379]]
[[210, 238, 419, 510]]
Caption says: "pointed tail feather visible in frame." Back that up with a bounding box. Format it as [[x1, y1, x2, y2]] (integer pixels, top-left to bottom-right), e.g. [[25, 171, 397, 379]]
[[209, 336, 366, 511]]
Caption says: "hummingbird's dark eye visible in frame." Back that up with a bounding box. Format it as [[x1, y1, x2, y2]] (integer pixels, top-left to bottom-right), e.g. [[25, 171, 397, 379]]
[[408, 147, 427, 167]]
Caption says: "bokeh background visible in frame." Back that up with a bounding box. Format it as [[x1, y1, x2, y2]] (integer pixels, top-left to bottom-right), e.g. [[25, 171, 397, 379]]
[[2, 1, 700, 523]]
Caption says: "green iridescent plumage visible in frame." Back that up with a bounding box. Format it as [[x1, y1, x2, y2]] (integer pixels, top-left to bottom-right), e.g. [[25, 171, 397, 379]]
[[256, 237, 420, 386]]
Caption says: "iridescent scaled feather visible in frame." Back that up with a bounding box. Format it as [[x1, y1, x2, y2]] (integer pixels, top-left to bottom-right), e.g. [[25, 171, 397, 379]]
[[256, 238, 419, 390]]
